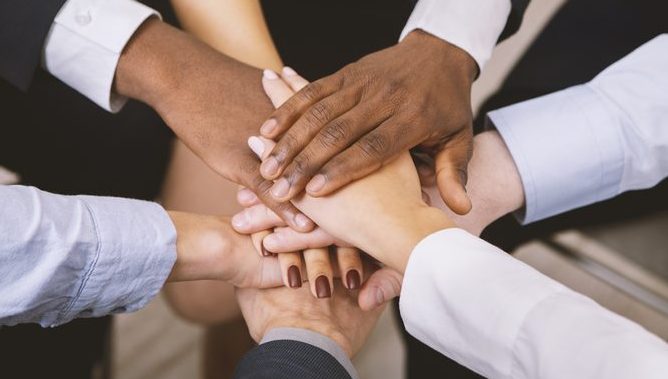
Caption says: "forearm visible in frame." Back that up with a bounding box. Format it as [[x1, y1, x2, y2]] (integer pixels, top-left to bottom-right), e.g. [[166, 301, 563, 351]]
[[171, 0, 282, 70], [0, 186, 176, 327], [428, 131, 525, 235]]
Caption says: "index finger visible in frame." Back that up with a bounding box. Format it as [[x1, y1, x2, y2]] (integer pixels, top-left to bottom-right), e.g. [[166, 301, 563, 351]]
[[259, 74, 340, 140]]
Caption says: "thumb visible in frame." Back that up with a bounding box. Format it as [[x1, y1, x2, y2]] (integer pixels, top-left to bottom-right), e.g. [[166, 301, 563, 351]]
[[358, 267, 404, 311], [434, 130, 473, 215]]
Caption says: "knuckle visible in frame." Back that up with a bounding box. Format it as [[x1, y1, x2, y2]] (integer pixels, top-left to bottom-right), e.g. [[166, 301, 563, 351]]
[[299, 82, 324, 102], [359, 133, 390, 159], [318, 118, 349, 148], [274, 133, 300, 161], [305, 101, 331, 126], [290, 154, 313, 177]]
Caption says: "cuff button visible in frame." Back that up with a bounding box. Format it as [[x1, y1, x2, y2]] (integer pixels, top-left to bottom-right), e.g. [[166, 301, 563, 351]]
[[75, 10, 92, 26]]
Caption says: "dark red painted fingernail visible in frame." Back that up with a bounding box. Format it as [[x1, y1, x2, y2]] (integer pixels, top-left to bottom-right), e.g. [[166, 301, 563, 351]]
[[288, 266, 302, 288], [315, 276, 331, 298], [346, 270, 361, 290]]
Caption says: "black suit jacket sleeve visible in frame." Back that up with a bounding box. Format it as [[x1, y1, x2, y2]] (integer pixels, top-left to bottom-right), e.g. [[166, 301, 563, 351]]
[[500, 0, 531, 41], [0, 0, 68, 91], [234, 340, 353, 379]]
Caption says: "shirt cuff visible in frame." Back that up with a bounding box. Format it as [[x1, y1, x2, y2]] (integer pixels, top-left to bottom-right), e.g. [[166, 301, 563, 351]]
[[55, 196, 176, 326], [399, 228, 567, 378], [400, 0, 511, 70], [42, 0, 160, 112], [488, 84, 626, 224], [262, 327, 359, 379]]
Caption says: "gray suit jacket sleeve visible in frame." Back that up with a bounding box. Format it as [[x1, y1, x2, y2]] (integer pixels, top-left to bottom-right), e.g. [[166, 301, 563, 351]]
[[234, 339, 353, 379]]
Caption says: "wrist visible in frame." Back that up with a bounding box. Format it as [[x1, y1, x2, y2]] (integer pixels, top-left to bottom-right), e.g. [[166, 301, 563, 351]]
[[167, 212, 232, 282], [465, 131, 525, 231], [368, 205, 454, 273], [403, 29, 478, 82], [264, 318, 352, 357]]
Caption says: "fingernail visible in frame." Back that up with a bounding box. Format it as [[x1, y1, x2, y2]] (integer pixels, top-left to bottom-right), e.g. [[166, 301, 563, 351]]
[[294, 213, 311, 229], [231, 213, 248, 229], [315, 276, 331, 298], [374, 288, 385, 307], [263, 69, 279, 80], [346, 270, 361, 290], [288, 266, 302, 288], [282, 66, 298, 76], [248, 136, 265, 158], [261, 157, 279, 178], [271, 177, 290, 199], [260, 119, 277, 136], [238, 189, 257, 204], [262, 234, 278, 250], [306, 174, 326, 194]]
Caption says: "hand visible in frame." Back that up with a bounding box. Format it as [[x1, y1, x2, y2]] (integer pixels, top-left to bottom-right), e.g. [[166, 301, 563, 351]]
[[238, 70, 365, 299], [258, 30, 476, 215], [166, 211, 282, 288], [113, 18, 314, 233], [236, 281, 385, 357]]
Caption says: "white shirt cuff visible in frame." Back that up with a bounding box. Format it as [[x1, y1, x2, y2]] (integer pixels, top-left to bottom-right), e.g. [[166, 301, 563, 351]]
[[43, 0, 160, 112], [400, 0, 511, 70], [488, 85, 626, 224], [57, 196, 176, 326], [399, 228, 567, 378]]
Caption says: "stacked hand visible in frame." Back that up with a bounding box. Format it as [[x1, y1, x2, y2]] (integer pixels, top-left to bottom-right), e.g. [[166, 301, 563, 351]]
[[233, 70, 454, 311]]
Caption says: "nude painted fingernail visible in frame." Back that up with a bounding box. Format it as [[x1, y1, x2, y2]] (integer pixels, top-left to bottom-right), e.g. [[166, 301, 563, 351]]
[[294, 214, 311, 229], [315, 276, 332, 298], [374, 288, 385, 307], [263, 69, 279, 80], [346, 270, 361, 290], [288, 266, 302, 288], [263, 234, 278, 250], [248, 136, 265, 158], [271, 177, 290, 198], [260, 119, 277, 136], [261, 157, 279, 178], [282, 66, 298, 77], [238, 189, 257, 204], [306, 174, 326, 194], [231, 212, 248, 229]]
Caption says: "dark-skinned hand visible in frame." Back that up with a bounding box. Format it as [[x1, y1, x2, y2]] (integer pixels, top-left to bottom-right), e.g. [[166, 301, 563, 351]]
[[258, 30, 477, 214]]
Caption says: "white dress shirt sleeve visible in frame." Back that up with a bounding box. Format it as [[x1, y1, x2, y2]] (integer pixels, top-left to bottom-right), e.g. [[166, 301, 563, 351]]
[[42, 0, 160, 112], [400, 0, 512, 70], [0, 185, 176, 327], [400, 228, 668, 379], [489, 34, 668, 224]]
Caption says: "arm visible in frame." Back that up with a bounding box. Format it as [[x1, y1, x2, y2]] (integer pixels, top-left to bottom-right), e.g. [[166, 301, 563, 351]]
[[252, 0, 530, 215], [162, 0, 284, 323], [240, 73, 668, 378], [234, 280, 385, 379], [400, 229, 668, 379], [485, 34, 668, 223], [234, 330, 353, 379], [12, 0, 309, 232], [0, 185, 281, 327]]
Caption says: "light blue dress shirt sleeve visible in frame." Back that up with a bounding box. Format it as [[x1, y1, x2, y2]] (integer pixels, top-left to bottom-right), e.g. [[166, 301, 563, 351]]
[[0, 185, 176, 327], [488, 34, 668, 224]]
